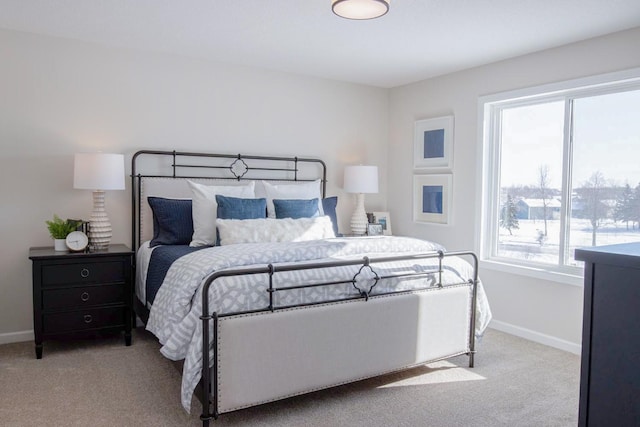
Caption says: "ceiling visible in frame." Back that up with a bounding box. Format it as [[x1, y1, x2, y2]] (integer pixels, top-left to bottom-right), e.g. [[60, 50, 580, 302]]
[[0, 0, 639, 88]]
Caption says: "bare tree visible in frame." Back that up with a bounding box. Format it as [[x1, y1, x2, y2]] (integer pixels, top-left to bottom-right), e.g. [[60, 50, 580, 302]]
[[538, 164, 550, 236], [576, 171, 609, 246]]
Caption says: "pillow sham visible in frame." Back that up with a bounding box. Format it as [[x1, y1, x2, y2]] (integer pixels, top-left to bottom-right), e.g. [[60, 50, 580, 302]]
[[147, 197, 193, 247], [262, 179, 324, 219], [216, 195, 267, 220], [188, 180, 255, 247], [321, 196, 339, 236], [216, 216, 336, 246], [273, 198, 319, 219]]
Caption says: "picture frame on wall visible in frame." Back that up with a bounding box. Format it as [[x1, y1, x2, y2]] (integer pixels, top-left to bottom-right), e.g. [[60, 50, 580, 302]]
[[372, 211, 392, 235], [413, 174, 452, 225], [413, 115, 454, 169]]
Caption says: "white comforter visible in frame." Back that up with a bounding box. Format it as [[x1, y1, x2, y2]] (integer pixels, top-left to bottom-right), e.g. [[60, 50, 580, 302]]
[[145, 236, 492, 412]]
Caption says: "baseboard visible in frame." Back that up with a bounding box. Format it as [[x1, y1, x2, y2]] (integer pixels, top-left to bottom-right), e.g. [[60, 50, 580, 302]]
[[3, 322, 582, 355], [0, 330, 34, 345], [489, 320, 581, 355]]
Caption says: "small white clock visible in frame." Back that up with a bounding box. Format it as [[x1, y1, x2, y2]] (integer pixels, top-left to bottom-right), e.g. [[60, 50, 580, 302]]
[[66, 230, 89, 252]]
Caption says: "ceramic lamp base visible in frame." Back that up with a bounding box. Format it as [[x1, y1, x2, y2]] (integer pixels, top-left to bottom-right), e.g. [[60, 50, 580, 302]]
[[350, 193, 368, 235], [88, 190, 112, 251]]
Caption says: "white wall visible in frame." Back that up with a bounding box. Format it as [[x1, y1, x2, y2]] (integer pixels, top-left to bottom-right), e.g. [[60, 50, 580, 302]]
[[0, 29, 389, 340], [388, 27, 640, 352]]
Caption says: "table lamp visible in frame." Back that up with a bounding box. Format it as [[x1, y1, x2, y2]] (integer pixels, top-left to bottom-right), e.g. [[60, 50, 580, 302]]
[[73, 153, 125, 250], [344, 165, 379, 235]]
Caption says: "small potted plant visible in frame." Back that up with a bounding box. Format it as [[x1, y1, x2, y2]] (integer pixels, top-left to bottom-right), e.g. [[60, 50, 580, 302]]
[[46, 215, 80, 251]]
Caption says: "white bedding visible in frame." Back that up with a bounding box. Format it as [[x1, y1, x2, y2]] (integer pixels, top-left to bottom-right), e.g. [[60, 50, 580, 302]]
[[144, 236, 492, 412]]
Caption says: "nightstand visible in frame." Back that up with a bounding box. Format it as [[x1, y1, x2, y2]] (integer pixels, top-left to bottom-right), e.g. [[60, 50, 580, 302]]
[[29, 244, 133, 359]]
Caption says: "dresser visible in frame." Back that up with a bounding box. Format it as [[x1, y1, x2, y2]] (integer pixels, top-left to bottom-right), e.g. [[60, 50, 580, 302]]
[[29, 244, 133, 359], [574, 243, 640, 426]]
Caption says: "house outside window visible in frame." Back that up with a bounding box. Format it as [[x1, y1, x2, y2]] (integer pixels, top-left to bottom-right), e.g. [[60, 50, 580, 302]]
[[479, 69, 640, 281]]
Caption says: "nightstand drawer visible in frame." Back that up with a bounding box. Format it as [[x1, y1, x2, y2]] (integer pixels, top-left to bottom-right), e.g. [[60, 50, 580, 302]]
[[42, 284, 124, 310], [42, 261, 125, 286], [44, 307, 125, 334]]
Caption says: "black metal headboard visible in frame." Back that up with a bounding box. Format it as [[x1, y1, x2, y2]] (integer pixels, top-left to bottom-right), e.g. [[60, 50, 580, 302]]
[[130, 150, 327, 251]]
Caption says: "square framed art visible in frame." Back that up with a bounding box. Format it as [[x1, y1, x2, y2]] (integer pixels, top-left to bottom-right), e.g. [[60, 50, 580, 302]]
[[366, 223, 383, 236], [413, 115, 454, 169], [413, 174, 452, 225], [371, 211, 392, 235]]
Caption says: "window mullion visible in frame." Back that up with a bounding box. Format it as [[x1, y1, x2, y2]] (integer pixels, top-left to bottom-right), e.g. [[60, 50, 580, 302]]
[[558, 98, 574, 266], [488, 105, 503, 258]]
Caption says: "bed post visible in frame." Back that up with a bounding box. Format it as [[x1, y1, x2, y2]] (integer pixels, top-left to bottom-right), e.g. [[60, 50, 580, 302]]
[[130, 152, 142, 328], [468, 253, 479, 368], [200, 274, 216, 426]]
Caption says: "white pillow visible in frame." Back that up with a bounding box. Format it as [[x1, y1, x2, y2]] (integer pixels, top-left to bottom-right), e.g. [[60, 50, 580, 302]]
[[216, 216, 335, 245], [188, 180, 256, 247], [262, 179, 324, 218]]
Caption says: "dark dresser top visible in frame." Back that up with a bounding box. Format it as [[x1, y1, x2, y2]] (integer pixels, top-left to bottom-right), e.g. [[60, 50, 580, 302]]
[[575, 242, 640, 269]]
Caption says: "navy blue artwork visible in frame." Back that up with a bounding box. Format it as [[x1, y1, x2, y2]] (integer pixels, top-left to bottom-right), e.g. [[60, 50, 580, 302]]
[[422, 185, 443, 214], [423, 129, 445, 159]]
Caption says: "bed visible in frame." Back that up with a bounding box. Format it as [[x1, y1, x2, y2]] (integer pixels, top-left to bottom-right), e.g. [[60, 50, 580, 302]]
[[130, 150, 492, 426]]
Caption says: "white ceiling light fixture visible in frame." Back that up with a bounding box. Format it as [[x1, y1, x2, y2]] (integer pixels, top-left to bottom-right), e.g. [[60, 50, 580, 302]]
[[332, 0, 390, 20]]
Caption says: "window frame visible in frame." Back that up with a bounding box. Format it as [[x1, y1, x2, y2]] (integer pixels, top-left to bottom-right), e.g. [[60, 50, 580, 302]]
[[477, 68, 640, 285]]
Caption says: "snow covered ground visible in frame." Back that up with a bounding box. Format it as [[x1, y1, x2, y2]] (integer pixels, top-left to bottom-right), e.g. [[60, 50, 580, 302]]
[[498, 218, 640, 266]]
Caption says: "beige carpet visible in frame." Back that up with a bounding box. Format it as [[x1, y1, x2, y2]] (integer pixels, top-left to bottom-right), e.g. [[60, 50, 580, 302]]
[[0, 328, 579, 427]]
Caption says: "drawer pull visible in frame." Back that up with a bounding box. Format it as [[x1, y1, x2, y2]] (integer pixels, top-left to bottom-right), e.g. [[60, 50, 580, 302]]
[[80, 268, 90, 278], [80, 292, 90, 302], [84, 314, 93, 324]]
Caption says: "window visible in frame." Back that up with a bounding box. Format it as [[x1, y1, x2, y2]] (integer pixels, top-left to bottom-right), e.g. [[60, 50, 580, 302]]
[[480, 70, 640, 277]]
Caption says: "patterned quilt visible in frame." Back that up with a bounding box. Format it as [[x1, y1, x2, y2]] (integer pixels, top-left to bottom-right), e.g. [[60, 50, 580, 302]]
[[145, 236, 492, 412]]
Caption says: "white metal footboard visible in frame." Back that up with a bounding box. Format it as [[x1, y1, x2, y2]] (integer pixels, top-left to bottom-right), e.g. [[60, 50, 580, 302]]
[[199, 251, 479, 425]]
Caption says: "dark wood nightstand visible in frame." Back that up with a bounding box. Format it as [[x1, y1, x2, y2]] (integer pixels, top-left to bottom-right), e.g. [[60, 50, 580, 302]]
[[29, 244, 133, 359]]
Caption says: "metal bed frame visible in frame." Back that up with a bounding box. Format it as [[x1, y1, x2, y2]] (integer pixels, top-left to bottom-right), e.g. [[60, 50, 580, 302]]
[[130, 150, 479, 426]]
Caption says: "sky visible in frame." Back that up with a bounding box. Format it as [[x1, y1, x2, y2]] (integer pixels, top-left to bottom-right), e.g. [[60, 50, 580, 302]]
[[499, 88, 640, 189]]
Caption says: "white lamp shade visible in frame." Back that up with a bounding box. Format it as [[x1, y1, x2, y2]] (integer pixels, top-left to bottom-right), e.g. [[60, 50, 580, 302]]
[[344, 165, 379, 194], [74, 153, 125, 190], [332, 0, 390, 20]]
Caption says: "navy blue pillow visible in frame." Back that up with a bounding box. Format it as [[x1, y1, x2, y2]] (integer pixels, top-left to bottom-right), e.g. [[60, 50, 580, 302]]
[[273, 198, 320, 219], [215, 195, 267, 220], [322, 196, 339, 236], [148, 197, 193, 247]]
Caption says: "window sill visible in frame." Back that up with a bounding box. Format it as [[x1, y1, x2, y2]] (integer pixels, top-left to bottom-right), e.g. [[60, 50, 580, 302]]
[[480, 258, 584, 287]]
